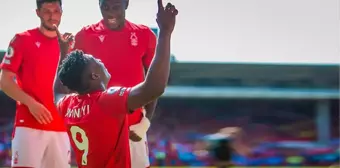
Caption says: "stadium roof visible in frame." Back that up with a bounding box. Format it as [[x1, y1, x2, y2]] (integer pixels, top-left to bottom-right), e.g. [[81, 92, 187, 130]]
[[0, 50, 5, 61], [170, 62, 339, 81], [166, 62, 339, 99], [163, 86, 339, 99], [169, 62, 339, 89]]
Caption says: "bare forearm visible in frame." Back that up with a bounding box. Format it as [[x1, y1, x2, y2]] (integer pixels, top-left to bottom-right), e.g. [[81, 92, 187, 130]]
[[142, 65, 158, 120], [53, 29, 73, 96], [53, 53, 67, 103], [144, 32, 171, 93], [53, 77, 67, 102], [53, 71, 69, 95], [0, 76, 36, 106], [144, 100, 158, 120], [127, 32, 171, 111]]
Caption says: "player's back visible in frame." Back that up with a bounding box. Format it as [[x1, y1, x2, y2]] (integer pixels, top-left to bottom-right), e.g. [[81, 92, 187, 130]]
[[57, 88, 132, 168]]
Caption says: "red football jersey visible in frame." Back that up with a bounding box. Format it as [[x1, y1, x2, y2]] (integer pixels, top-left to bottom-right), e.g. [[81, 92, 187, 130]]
[[74, 20, 156, 125], [0, 28, 66, 131], [57, 87, 132, 168]]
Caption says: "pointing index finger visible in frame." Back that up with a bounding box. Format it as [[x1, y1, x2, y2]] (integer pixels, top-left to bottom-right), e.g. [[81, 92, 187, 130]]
[[53, 24, 62, 40], [157, 0, 164, 11]]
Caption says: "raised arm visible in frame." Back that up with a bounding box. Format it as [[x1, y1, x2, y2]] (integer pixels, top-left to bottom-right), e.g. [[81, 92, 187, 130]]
[[53, 26, 74, 105], [127, 0, 178, 111], [142, 27, 158, 120]]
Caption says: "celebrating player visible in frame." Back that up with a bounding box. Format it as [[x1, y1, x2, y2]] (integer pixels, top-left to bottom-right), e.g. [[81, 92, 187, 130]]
[[0, 0, 71, 168], [53, 1, 177, 167], [72, 0, 162, 167]]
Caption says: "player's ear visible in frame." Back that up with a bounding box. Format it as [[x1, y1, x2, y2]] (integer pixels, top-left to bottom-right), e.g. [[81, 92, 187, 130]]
[[36, 9, 40, 18], [91, 73, 100, 80]]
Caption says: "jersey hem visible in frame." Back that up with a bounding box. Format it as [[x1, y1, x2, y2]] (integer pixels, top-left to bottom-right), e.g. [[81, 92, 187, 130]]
[[0, 66, 17, 74], [14, 125, 67, 132]]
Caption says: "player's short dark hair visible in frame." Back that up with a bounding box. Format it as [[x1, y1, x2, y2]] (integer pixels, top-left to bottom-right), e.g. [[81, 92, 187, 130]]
[[58, 50, 90, 92], [36, 0, 62, 9]]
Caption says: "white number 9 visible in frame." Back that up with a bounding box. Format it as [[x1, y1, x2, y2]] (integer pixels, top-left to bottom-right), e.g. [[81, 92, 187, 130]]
[[70, 126, 89, 165]]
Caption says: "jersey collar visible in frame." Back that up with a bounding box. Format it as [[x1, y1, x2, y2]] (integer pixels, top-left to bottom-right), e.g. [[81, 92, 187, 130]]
[[99, 19, 130, 32]]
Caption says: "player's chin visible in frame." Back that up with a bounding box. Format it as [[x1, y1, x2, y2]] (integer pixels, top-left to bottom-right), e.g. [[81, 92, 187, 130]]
[[105, 75, 111, 87], [105, 21, 121, 30], [104, 79, 110, 88], [45, 24, 58, 31], [42, 24, 56, 31]]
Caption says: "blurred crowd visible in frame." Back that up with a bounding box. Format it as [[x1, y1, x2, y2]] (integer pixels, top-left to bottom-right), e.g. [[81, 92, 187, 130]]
[[143, 99, 339, 166], [0, 93, 339, 166]]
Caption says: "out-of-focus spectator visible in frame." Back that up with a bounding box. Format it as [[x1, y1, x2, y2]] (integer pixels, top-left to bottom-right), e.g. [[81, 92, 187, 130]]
[[212, 139, 234, 168]]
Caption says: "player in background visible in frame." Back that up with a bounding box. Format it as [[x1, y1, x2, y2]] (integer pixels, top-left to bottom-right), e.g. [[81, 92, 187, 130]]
[[0, 0, 71, 168], [53, 1, 178, 167], [73, 0, 158, 166]]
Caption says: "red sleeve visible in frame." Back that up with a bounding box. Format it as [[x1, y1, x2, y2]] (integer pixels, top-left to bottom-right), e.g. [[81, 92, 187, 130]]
[[142, 28, 157, 69], [0, 34, 25, 73], [98, 87, 131, 115]]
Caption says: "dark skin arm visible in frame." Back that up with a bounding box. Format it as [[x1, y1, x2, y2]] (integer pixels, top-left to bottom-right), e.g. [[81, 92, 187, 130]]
[[129, 69, 157, 142], [144, 98, 157, 120], [126, 0, 177, 113], [143, 67, 158, 120], [53, 26, 74, 106], [127, 0, 178, 141], [129, 131, 142, 142], [141, 26, 159, 120], [127, 33, 171, 111]]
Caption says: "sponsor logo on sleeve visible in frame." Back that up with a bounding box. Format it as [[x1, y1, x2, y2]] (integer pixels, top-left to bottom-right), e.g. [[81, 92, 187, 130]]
[[5, 46, 14, 58]]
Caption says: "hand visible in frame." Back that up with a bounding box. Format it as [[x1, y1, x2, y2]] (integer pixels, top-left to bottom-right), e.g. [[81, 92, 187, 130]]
[[156, 0, 178, 34], [53, 25, 74, 57], [129, 117, 150, 140], [230, 127, 263, 156], [27, 101, 53, 124], [129, 130, 142, 142]]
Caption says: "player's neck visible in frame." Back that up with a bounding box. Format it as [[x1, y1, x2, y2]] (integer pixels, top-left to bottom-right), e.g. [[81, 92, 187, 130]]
[[39, 26, 57, 38], [103, 20, 126, 31], [78, 86, 105, 95]]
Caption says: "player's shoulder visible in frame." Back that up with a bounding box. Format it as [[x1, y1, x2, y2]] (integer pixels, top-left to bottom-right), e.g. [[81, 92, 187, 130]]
[[11, 28, 39, 44], [78, 24, 93, 33], [125, 20, 153, 33], [78, 21, 105, 34], [104, 87, 125, 95], [98, 87, 130, 107], [15, 28, 38, 37], [101, 87, 130, 98]]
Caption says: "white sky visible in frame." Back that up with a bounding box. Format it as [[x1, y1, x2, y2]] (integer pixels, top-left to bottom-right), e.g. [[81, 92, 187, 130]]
[[0, 0, 339, 64]]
